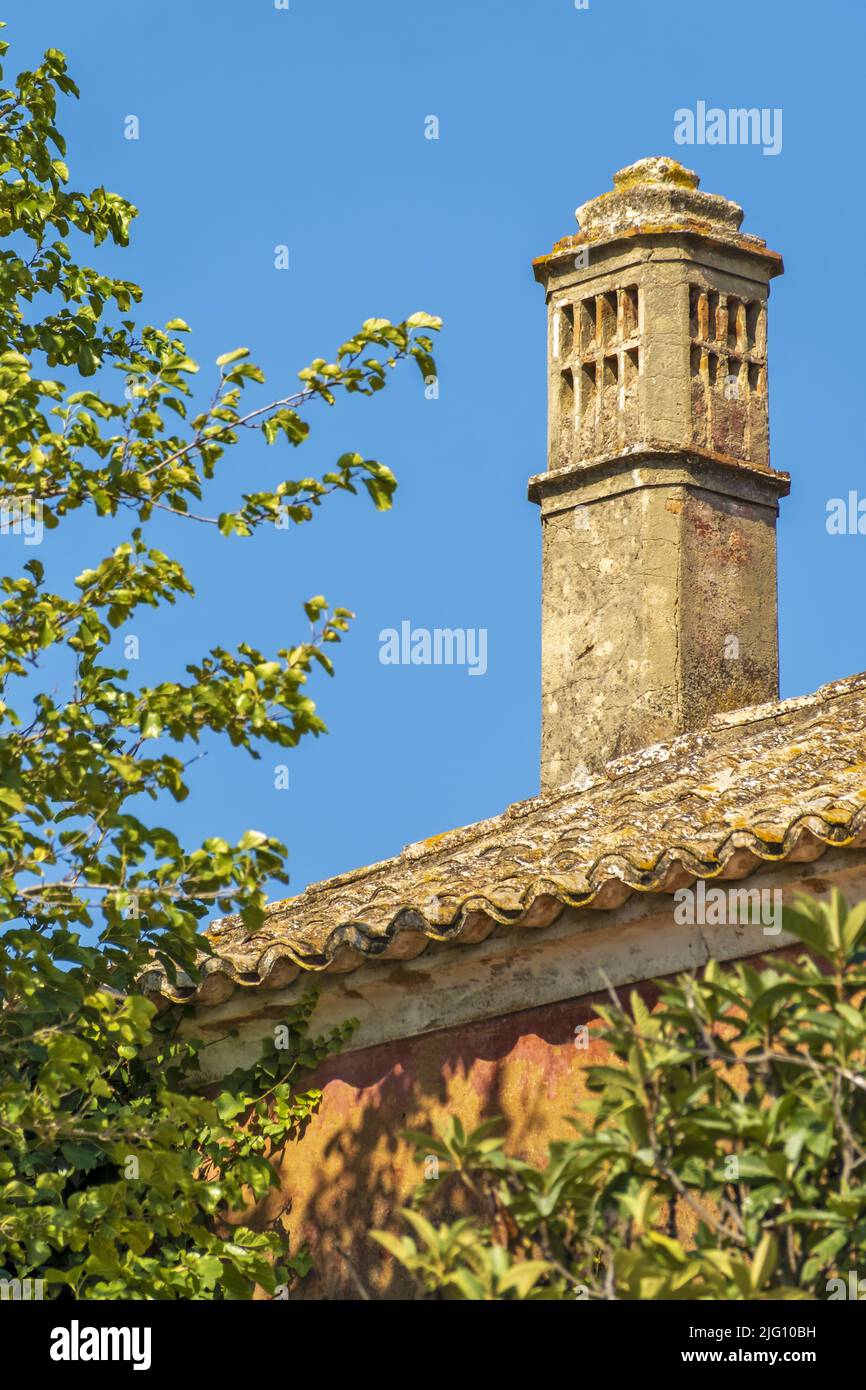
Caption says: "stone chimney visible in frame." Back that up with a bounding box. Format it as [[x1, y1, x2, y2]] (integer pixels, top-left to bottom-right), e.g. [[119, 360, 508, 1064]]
[[529, 157, 789, 791]]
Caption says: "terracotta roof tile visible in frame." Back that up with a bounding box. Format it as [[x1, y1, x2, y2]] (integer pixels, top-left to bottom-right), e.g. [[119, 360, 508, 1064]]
[[142, 671, 866, 1007]]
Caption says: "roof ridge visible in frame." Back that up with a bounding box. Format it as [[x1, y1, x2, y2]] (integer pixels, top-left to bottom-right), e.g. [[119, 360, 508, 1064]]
[[141, 669, 866, 1008]]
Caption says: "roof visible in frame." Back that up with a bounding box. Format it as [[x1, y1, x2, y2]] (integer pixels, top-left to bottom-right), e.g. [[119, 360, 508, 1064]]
[[142, 671, 866, 1008]]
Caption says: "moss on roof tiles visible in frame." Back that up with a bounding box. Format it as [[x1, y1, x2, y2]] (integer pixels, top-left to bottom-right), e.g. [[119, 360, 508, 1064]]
[[142, 671, 866, 1006]]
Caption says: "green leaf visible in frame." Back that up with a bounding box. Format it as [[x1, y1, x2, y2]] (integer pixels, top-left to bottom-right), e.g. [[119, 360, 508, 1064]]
[[750, 1233, 778, 1292], [497, 1260, 551, 1298], [216, 1093, 248, 1122], [216, 347, 249, 367]]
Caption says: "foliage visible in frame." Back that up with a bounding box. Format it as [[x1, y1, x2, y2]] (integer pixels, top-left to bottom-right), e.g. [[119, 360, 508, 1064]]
[[378, 893, 866, 1300], [0, 30, 439, 1297]]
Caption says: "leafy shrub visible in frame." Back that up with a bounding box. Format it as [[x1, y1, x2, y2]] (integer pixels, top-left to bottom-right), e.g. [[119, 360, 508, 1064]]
[[378, 893, 866, 1300]]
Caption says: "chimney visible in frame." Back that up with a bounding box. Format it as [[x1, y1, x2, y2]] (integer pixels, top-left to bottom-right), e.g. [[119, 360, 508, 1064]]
[[529, 157, 789, 791]]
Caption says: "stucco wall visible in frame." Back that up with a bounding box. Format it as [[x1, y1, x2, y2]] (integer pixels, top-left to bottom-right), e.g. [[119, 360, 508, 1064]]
[[255, 985, 631, 1300], [204, 855, 866, 1299], [245, 932, 825, 1299]]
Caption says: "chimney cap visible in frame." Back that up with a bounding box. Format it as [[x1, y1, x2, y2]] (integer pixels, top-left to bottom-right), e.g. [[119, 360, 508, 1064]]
[[614, 155, 700, 190], [575, 155, 750, 241]]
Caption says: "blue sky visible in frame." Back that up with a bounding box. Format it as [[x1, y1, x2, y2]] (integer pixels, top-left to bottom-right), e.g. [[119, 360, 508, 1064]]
[[6, 0, 866, 901]]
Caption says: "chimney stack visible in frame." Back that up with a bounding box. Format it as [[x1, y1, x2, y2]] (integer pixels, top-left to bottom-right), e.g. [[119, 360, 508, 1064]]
[[530, 157, 789, 791]]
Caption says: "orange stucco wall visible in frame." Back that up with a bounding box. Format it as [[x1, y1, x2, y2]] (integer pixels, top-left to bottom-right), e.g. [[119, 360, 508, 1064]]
[[237, 940, 804, 1299], [249, 984, 655, 1300]]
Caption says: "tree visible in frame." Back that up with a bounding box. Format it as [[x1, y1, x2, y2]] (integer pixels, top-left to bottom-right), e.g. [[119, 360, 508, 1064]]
[[0, 29, 439, 1298], [378, 894, 866, 1300]]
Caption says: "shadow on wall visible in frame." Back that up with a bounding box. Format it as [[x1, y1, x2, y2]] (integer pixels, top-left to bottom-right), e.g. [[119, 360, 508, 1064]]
[[257, 984, 660, 1300]]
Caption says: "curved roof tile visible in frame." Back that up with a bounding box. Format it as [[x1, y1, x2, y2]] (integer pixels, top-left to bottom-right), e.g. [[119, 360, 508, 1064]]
[[141, 672, 866, 1007]]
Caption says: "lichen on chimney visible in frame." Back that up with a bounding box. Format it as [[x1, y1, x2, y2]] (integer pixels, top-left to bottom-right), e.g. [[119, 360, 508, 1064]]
[[529, 158, 790, 791]]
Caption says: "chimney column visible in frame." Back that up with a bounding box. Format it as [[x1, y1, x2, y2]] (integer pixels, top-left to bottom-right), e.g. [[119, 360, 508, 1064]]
[[530, 157, 789, 790]]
